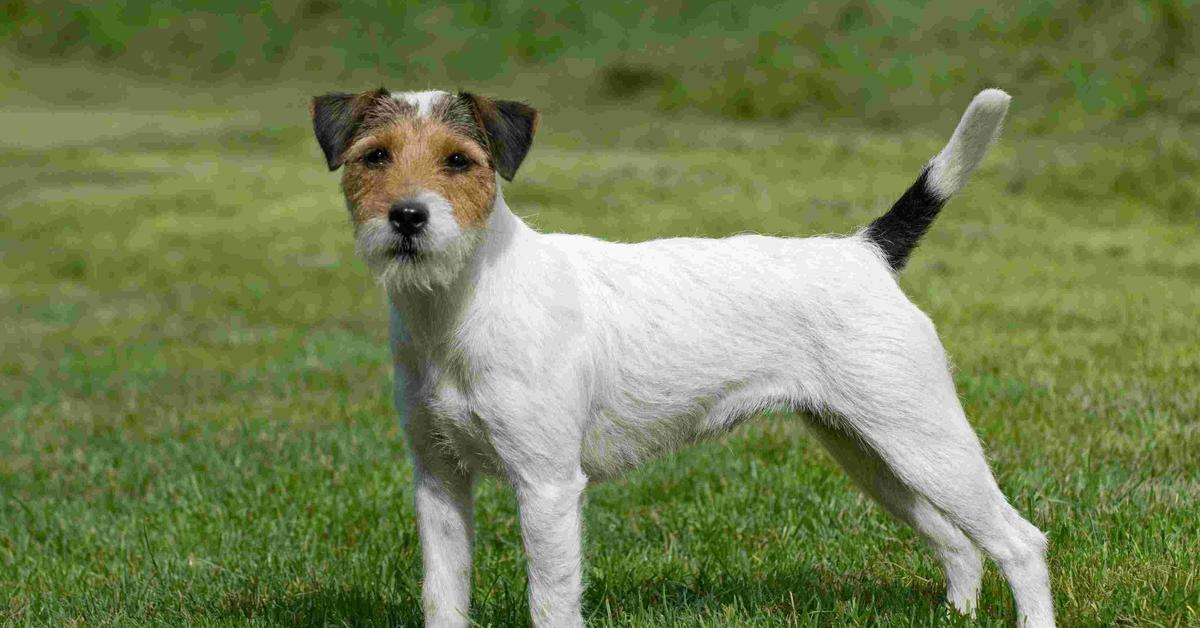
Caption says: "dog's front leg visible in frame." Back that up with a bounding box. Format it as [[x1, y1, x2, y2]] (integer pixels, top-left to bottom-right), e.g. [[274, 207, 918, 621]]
[[513, 470, 587, 628], [412, 453, 474, 627]]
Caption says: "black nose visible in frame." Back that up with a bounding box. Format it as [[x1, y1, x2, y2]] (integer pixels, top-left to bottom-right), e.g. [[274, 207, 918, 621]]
[[388, 202, 428, 236]]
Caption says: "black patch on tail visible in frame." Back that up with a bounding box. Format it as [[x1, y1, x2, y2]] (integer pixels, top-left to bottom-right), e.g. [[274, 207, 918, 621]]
[[864, 168, 947, 272]]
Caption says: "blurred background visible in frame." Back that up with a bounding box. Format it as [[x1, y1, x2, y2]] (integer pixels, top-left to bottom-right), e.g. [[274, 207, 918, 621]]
[[4, 0, 1199, 129], [2, 2, 1197, 626], [5, 1, 1198, 217]]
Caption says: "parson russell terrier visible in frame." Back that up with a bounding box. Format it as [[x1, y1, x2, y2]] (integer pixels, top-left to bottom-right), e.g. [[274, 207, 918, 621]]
[[309, 88, 1055, 627]]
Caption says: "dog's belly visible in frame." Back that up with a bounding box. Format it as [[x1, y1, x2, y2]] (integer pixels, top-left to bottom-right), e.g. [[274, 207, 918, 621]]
[[580, 409, 703, 479], [579, 380, 800, 480], [424, 378, 792, 481]]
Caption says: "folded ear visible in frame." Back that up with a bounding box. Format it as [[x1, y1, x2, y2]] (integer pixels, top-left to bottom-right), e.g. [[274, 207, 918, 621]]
[[462, 93, 539, 181], [310, 88, 389, 170]]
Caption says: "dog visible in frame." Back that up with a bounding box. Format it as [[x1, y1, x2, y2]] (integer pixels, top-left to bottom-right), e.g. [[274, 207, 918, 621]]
[[309, 87, 1055, 627]]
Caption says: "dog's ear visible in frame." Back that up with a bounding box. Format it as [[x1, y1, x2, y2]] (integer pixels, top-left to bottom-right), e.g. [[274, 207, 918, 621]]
[[461, 93, 539, 181], [310, 88, 389, 171]]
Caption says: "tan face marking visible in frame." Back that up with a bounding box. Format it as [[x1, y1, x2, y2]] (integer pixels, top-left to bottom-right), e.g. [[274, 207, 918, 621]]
[[340, 102, 496, 229]]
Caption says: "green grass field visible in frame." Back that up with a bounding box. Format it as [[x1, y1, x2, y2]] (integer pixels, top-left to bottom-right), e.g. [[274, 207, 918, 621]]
[[2, 47, 1198, 626]]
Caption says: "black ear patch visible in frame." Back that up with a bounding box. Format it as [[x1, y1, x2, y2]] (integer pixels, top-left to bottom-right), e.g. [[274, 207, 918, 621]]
[[462, 93, 539, 181], [310, 88, 388, 170]]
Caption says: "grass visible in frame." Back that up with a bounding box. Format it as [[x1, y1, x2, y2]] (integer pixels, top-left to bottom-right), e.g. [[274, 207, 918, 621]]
[[1, 56, 1199, 626]]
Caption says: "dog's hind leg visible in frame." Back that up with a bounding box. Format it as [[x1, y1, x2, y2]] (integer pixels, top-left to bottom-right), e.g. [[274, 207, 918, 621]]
[[821, 330, 1055, 626], [805, 417, 984, 615], [847, 415, 1052, 627]]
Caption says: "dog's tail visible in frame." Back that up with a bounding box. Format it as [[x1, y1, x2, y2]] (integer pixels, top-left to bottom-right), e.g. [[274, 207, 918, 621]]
[[862, 88, 1011, 272]]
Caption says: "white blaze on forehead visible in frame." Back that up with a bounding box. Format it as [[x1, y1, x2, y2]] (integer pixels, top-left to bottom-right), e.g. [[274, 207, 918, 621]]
[[394, 90, 451, 118]]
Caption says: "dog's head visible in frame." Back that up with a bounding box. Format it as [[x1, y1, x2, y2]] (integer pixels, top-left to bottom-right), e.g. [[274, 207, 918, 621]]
[[310, 88, 538, 290]]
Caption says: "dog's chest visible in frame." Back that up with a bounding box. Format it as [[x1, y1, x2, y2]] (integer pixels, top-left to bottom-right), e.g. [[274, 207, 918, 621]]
[[422, 370, 504, 474]]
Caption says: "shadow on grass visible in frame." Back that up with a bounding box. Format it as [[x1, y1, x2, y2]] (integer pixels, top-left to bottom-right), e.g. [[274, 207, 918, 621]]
[[211, 564, 949, 626], [218, 583, 422, 627], [582, 561, 951, 624]]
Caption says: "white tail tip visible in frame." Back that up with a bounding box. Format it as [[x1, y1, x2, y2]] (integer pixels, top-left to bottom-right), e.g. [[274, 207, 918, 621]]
[[926, 88, 1011, 199]]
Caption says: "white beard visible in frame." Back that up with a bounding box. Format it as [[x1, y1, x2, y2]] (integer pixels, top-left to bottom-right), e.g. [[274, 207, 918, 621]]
[[353, 190, 485, 292]]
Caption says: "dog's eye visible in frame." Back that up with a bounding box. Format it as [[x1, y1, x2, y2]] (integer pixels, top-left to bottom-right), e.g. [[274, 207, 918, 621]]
[[445, 152, 472, 172], [363, 148, 389, 167]]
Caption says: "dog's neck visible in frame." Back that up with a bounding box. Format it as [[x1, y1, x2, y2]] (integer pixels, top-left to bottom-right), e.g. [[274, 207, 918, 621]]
[[386, 189, 530, 347]]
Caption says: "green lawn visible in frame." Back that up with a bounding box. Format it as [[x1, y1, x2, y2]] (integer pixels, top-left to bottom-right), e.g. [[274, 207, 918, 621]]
[[1, 62, 1198, 626]]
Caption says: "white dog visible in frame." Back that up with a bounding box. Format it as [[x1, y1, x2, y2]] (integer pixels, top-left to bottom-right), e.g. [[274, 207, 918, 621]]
[[309, 87, 1055, 627]]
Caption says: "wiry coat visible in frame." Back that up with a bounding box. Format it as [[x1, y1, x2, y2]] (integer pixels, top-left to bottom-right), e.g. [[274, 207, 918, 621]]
[[310, 88, 1056, 628]]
